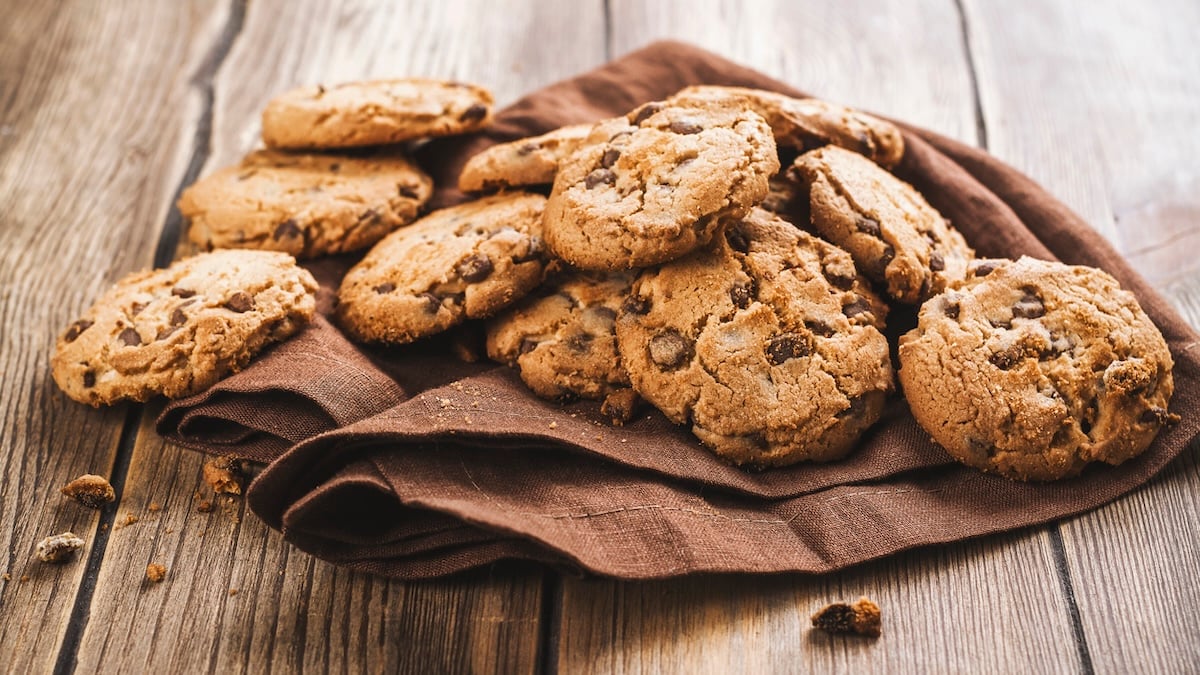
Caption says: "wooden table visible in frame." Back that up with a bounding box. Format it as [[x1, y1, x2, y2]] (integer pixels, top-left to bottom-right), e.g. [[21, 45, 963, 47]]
[[3, 1, 1198, 672]]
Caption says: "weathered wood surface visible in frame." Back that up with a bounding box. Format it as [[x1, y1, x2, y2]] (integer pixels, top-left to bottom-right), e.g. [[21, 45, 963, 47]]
[[0, 0, 1196, 673]]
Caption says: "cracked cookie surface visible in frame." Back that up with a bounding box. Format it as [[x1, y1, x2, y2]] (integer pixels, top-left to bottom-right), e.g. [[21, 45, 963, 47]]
[[543, 100, 778, 270], [459, 123, 595, 192], [791, 145, 973, 304], [261, 78, 494, 150], [336, 192, 548, 344], [615, 208, 893, 467], [179, 149, 432, 259], [898, 256, 1178, 481], [52, 250, 318, 406], [487, 270, 633, 400], [669, 85, 905, 167]]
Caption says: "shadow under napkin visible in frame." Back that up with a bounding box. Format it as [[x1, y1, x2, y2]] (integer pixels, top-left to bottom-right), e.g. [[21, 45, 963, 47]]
[[158, 40, 1200, 580]]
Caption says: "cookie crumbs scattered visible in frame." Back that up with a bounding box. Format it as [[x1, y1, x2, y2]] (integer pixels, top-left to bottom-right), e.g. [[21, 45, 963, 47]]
[[148, 501, 162, 513], [549, 421, 558, 429], [811, 597, 882, 638], [146, 563, 167, 583], [203, 456, 246, 495], [118, 512, 139, 528], [197, 499, 214, 513], [439, 397, 452, 408], [60, 474, 116, 509], [36, 532, 85, 563], [3, 573, 10, 581], [228, 588, 239, 597], [20, 575, 30, 582]]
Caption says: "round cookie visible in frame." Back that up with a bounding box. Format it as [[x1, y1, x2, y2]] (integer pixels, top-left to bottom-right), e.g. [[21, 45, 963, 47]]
[[669, 85, 905, 168], [486, 270, 634, 400], [261, 78, 494, 150], [898, 256, 1179, 481], [790, 145, 974, 304], [179, 149, 433, 259], [616, 208, 893, 467], [543, 100, 779, 271], [51, 250, 318, 406], [459, 123, 595, 192], [336, 192, 548, 344]]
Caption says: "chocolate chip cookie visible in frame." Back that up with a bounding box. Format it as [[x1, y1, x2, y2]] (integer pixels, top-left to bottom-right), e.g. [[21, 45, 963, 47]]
[[178, 149, 432, 259], [486, 270, 633, 400], [261, 78, 494, 150], [790, 145, 973, 303], [52, 250, 318, 406], [669, 85, 905, 168], [543, 100, 778, 270], [898, 256, 1179, 481], [616, 208, 893, 467], [458, 123, 595, 192], [336, 192, 548, 344]]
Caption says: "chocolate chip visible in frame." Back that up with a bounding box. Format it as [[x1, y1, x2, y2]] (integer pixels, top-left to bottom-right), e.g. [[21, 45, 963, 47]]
[[456, 254, 493, 283], [725, 228, 750, 253], [155, 325, 179, 341], [584, 305, 618, 324], [374, 282, 396, 294], [669, 119, 703, 135], [329, 162, 340, 172], [1011, 288, 1045, 319], [118, 328, 141, 346], [855, 217, 881, 237], [632, 103, 662, 126], [826, 271, 856, 291], [989, 317, 1012, 330], [729, 283, 755, 309], [943, 301, 960, 319], [842, 297, 872, 319], [459, 103, 488, 123], [273, 219, 302, 240], [170, 307, 187, 326], [398, 184, 421, 199], [224, 292, 254, 313], [584, 168, 615, 189], [83, 371, 95, 388], [837, 395, 866, 419], [805, 320, 836, 337], [622, 295, 651, 315], [648, 330, 691, 370], [518, 337, 539, 355], [564, 332, 593, 353], [989, 345, 1024, 370], [1140, 407, 1180, 426], [64, 320, 93, 342], [420, 292, 441, 313], [873, 245, 895, 277], [601, 148, 621, 168], [513, 236, 544, 264], [130, 302, 146, 316], [517, 142, 539, 156], [171, 287, 195, 298], [766, 333, 811, 365], [929, 251, 945, 272], [972, 261, 998, 277], [356, 208, 381, 227]]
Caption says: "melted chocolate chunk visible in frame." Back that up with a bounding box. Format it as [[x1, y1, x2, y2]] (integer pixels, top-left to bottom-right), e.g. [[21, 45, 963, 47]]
[[648, 329, 691, 369], [989, 345, 1024, 370], [631, 103, 662, 126], [585, 168, 616, 189], [1011, 287, 1045, 319], [729, 283, 755, 309], [170, 307, 188, 326], [118, 327, 141, 346], [804, 320, 836, 338], [224, 292, 254, 313], [171, 287, 195, 298], [725, 227, 751, 253], [273, 219, 302, 240], [842, 297, 872, 320], [419, 292, 441, 313], [929, 251, 945, 272], [766, 333, 811, 365], [458, 103, 488, 123], [83, 371, 95, 388], [855, 217, 881, 237], [972, 261, 998, 277], [621, 295, 651, 315], [669, 119, 703, 135], [64, 320, 93, 343], [374, 282, 396, 294], [600, 148, 621, 168], [456, 254, 494, 283]]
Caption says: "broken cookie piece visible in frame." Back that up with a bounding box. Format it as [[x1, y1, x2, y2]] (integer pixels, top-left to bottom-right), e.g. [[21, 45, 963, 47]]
[[61, 474, 116, 508], [811, 597, 882, 637], [36, 532, 85, 563], [203, 456, 246, 495], [146, 563, 167, 583]]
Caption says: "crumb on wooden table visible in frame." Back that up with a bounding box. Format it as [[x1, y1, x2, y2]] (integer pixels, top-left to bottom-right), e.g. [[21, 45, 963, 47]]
[[148, 501, 161, 513], [228, 588, 238, 597], [60, 474, 116, 509], [811, 597, 882, 638], [36, 532, 85, 563], [203, 456, 246, 495], [145, 563, 167, 583]]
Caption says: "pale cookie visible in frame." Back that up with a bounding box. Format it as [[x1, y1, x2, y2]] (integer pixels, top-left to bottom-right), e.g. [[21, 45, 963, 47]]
[[543, 100, 778, 270], [52, 250, 317, 406], [336, 193, 548, 344], [262, 78, 493, 150], [459, 123, 595, 192], [486, 270, 634, 400], [791, 145, 973, 304], [616, 208, 893, 467], [669, 85, 905, 167], [898, 256, 1179, 481], [179, 149, 432, 259]]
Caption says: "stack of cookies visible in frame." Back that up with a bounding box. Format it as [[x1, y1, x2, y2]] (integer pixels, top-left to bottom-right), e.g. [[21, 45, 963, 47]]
[[52, 77, 1180, 482]]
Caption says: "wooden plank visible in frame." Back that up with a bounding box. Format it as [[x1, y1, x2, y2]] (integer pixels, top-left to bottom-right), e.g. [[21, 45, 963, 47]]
[[553, 1, 1084, 672], [963, 0, 1200, 671], [0, 1, 230, 671], [75, 0, 608, 671]]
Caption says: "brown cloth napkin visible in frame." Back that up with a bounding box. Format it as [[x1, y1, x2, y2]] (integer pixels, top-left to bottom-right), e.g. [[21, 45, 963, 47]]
[[159, 41, 1200, 580]]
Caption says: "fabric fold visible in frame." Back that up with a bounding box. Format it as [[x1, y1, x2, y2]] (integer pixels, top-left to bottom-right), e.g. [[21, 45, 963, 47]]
[[159, 40, 1200, 580]]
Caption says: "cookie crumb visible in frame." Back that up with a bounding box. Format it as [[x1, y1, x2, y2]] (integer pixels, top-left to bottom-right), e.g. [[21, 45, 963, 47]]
[[2, 573, 10, 581], [196, 499, 214, 513], [146, 563, 167, 583], [811, 597, 882, 637], [20, 575, 30, 582], [60, 474, 116, 509], [119, 512, 139, 527], [549, 421, 558, 429], [203, 456, 245, 495], [600, 389, 642, 426], [36, 532, 85, 563], [148, 501, 162, 513], [228, 588, 239, 597]]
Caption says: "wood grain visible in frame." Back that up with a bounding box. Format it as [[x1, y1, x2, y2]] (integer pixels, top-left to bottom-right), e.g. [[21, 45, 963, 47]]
[[963, 0, 1200, 671], [554, 1, 1082, 672], [74, 0, 607, 672], [0, 1, 229, 671]]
